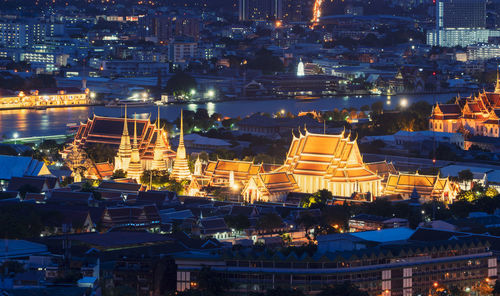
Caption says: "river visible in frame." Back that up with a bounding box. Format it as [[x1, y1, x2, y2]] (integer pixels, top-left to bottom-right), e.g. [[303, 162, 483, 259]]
[[0, 93, 454, 139]]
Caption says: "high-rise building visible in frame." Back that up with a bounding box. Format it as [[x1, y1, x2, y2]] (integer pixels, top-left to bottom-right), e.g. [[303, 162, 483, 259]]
[[281, 0, 313, 22], [427, 0, 500, 47], [437, 0, 485, 29], [239, 0, 282, 21], [139, 16, 200, 44], [0, 20, 63, 48]]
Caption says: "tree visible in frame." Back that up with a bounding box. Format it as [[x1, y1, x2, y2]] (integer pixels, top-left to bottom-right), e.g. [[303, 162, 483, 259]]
[[18, 184, 41, 199], [371, 101, 384, 115], [458, 169, 474, 189], [112, 169, 127, 179], [493, 280, 500, 296], [224, 214, 250, 232], [165, 71, 197, 96], [260, 288, 305, 296], [247, 48, 284, 74], [301, 189, 332, 208], [0, 261, 24, 278], [196, 266, 231, 296], [256, 213, 283, 231], [85, 143, 116, 163], [318, 282, 368, 296]]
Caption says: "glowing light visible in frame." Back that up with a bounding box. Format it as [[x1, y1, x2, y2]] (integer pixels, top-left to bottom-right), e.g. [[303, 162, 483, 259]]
[[311, 0, 324, 28], [297, 59, 305, 77], [13, 132, 19, 139], [400, 98, 408, 108], [275, 20, 282, 28]]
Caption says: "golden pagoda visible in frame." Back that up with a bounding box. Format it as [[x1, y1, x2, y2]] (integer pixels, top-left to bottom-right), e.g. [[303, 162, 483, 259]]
[[278, 129, 382, 197], [151, 107, 168, 171], [171, 110, 192, 181], [114, 105, 132, 172], [127, 117, 144, 182]]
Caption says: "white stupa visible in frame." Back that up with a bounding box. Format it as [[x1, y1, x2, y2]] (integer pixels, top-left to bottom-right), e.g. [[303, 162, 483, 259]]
[[297, 58, 305, 77]]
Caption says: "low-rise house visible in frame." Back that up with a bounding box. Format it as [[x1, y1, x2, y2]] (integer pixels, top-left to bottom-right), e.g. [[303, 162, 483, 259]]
[[101, 205, 161, 231], [7, 176, 60, 193], [0, 155, 52, 183], [348, 214, 409, 232], [136, 190, 177, 207], [97, 180, 146, 193], [196, 217, 231, 240]]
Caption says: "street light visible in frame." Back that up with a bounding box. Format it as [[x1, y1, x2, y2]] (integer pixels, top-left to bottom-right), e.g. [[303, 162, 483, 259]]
[[400, 98, 408, 108], [190, 89, 196, 96], [206, 89, 215, 98], [13, 132, 19, 145]]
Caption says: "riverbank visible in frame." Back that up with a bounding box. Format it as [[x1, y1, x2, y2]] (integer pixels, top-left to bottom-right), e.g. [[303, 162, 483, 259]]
[[0, 103, 101, 111], [0, 93, 454, 138]]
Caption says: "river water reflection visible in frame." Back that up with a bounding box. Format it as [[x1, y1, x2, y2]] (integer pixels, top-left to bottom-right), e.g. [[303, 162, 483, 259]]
[[0, 94, 453, 138]]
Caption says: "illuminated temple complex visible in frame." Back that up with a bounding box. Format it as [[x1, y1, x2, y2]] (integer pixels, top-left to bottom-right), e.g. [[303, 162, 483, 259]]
[[429, 75, 500, 137], [276, 129, 382, 197], [62, 109, 176, 181]]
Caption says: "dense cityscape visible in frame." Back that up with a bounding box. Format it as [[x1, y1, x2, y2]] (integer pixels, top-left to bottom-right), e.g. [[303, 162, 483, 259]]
[[3, 0, 500, 295]]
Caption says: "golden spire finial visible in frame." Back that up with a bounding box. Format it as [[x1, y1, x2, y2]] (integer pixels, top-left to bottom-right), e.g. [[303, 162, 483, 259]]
[[133, 113, 138, 147], [157, 106, 160, 129], [495, 65, 500, 93], [122, 104, 129, 136], [180, 109, 184, 145]]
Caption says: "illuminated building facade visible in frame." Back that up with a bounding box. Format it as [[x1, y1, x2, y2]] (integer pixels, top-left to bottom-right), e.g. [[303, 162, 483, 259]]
[[278, 130, 382, 197], [175, 240, 496, 296], [429, 77, 500, 138], [0, 88, 89, 109], [384, 172, 460, 203]]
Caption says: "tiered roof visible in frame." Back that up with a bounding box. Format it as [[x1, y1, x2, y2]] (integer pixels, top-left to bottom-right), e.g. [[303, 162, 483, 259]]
[[430, 75, 500, 124], [244, 172, 300, 200], [204, 159, 264, 186], [280, 130, 380, 183], [67, 115, 174, 160], [87, 162, 114, 179], [384, 172, 459, 201], [365, 161, 397, 182]]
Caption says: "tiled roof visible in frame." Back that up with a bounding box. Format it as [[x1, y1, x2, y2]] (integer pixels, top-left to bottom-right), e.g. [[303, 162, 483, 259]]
[[0, 155, 51, 180]]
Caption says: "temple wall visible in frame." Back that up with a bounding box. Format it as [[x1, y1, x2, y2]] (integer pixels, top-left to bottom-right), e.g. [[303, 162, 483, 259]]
[[295, 174, 380, 197]]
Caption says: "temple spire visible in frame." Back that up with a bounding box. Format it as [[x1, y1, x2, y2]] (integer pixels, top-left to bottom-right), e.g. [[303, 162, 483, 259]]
[[133, 114, 138, 148], [495, 66, 500, 93], [180, 109, 184, 146], [127, 115, 143, 182], [115, 105, 132, 172], [151, 106, 167, 171], [123, 105, 129, 136], [171, 109, 191, 181]]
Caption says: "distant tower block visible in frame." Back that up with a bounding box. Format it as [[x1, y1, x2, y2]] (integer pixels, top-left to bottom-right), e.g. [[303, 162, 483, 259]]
[[171, 110, 192, 181]]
